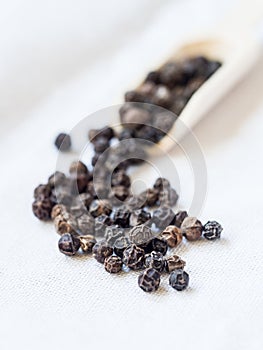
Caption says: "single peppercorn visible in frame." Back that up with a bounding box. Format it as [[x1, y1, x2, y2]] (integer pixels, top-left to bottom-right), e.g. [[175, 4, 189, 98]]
[[105, 225, 125, 246], [113, 207, 131, 228], [55, 133, 71, 151], [70, 173, 89, 194], [152, 206, 176, 229], [93, 137, 110, 154], [153, 177, 170, 191], [77, 213, 95, 235], [110, 186, 130, 203], [51, 203, 68, 220], [165, 255, 186, 273], [139, 188, 159, 207], [92, 240, 113, 264], [88, 126, 114, 143], [174, 210, 188, 228], [95, 214, 112, 236], [122, 244, 145, 270], [120, 106, 152, 129], [54, 213, 77, 235], [104, 255, 123, 273], [111, 170, 131, 188], [32, 197, 54, 221], [79, 234, 97, 253], [69, 160, 88, 175], [48, 171, 66, 188], [138, 268, 161, 293], [161, 225, 182, 248], [150, 237, 168, 255], [33, 184, 51, 199], [129, 225, 153, 246], [58, 233, 81, 256], [169, 269, 189, 291], [203, 221, 223, 240], [145, 251, 165, 272], [181, 217, 203, 241], [78, 192, 93, 209]]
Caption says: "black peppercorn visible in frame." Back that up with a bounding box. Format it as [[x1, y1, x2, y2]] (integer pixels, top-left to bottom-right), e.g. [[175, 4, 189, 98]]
[[51, 203, 68, 220], [150, 237, 168, 255], [89, 199, 112, 218], [203, 221, 223, 240], [181, 217, 203, 241], [165, 255, 186, 273], [110, 186, 130, 203], [139, 188, 159, 207], [93, 137, 110, 154], [153, 177, 170, 191], [158, 187, 179, 207], [55, 133, 71, 151], [145, 251, 165, 272], [95, 214, 112, 236], [48, 171, 66, 188], [169, 269, 189, 291], [77, 213, 95, 235], [113, 208, 130, 228], [105, 225, 125, 246], [88, 126, 114, 143], [120, 106, 152, 129], [79, 234, 97, 253], [33, 184, 51, 199], [111, 171, 131, 188], [138, 268, 161, 293], [152, 206, 175, 229], [69, 160, 89, 175], [92, 240, 113, 264], [32, 197, 54, 221], [54, 213, 77, 235], [174, 210, 188, 228], [122, 244, 145, 270], [104, 255, 123, 273], [129, 225, 153, 246], [58, 233, 81, 256]]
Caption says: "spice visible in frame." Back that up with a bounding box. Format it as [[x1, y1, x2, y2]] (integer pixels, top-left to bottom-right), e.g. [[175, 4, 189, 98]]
[[69, 160, 89, 175], [113, 236, 130, 258], [150, 237, 168, 255], [174, 210, 188, 228], [122, 244, 145, 270], [54, 133, 71, 151], [104, 255, 123, 273], [105, 226, 125, 246], [51, 204, 68, 220], [95, 214, 112, 236], [129, 209, 151, 227], [169, 269, 189, 291], [129, 225, 153, 246], [77, 213, 95, 235], [92, 240, 113, 264], [181, 217, 203, 241], [113, 208, 131, 228], [54, 213, 77, 235], [33, 184, 51, 199], [145, 251, 165, 272], [138, 268, 161, 293], [89, 199, 112, 218], [32, 197, 54, 221], [79, 235, 97, 253], [203, 221, 223, 240], [161, 225, 182, 248], [58, 233, 81, 256], [165, 255, 186, 273]]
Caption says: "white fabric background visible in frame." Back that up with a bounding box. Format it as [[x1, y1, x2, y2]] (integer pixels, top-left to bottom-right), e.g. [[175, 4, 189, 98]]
[[1, 0, 263, 349]]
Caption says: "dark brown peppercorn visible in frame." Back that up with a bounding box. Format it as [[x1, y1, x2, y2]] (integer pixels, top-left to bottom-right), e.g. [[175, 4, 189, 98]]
[[174, 210, 188, 228], [48, 171, 66, 188], [69, 160, 88, 175], [169, 269, 189, 291], [111, 171, 131, 188], [203, 221, 223, 240], [129, 209, 151, 227], [138, 268, 161, 293], [150, 237, 168, 255], [129, 225, 153, 246], [144, 71, 160, 84], [58, 233, 81, 256], [55, 133, 71, 151], [92, 240, 113, 264], [71, 173, 89, 194], [89, 199, 112, 218], [93, 137, 110, 154], [153, 177, 170, 191], [120, 107, 152, 129], [145, 251, 165, 272], [32, 197, 54, 221], [158, 188, 179, 207], [110, 186, 130, 203], [122, 244, 145, 270], [140, 188, 159, 207], [88, 126, 114, 143], [79, 234, 97, 253], [51, 203, 68, 220], [118, 128, 135, 141], [152, 85, 172, 108], [181, 217, 203, 241], [152, 206, 175, 229], [161, 225, 182, 248], [54, 213, 77, 235], [105, 226, 125, 246], [104, 255, 123, 273], [33, 184, 51, 199], [113, 236, 130, 258], [165, 255, 186, 273], [78, 192, 93, 209]]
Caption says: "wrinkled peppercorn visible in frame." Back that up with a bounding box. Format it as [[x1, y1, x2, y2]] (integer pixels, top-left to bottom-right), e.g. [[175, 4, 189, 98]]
[[77, 213, 95, 234], [129, 225, 153, 246], [158, 187, 179, 207], [71, 173, 89, 194], [58, 233, 80, 256], [120, 107, 152, 129], [123, 244, 145, 270], [105, 225, 125, 246], [203, 221, 223, 240], [33, 184, 51, 199], [174, 210, 188, 228], [153, 177, 170, 191], [181, 217, 203, 241], [79, 234, 97, 253], [32, 197, 54, 221], [51, 203, 68, 220], [169, 269, 189, 291], [138, 268, 161, 293], [165, 255, 186, 273], [55, 133, 71, 151], [152, 206, 175, 229], [140, 188, 159, 207], [161, 225, 182, 248], [48, 171, 66, 188], [145, 251, 165, 272], [54, 213, 77, 235], [111, 171, 131, 188], [104, 255, 123, 273], [113, 236, 130, 258], [150, 237, 168, 255], [92, 240, 113, 264], [69, 160, 89, 175], [89, 199, 112, 217]]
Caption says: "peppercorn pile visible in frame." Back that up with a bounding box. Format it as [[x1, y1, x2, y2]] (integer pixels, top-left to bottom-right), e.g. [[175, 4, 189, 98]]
[[32, 55, 223, 293]]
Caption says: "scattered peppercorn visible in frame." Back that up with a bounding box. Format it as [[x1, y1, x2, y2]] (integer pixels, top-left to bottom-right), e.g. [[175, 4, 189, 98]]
[[92, 240, 113, 264], [54, 133, 71, 151], [79, 234, 97, 253], [123, 244, 145, 270], [161, 225, 182, 248], [169, 269, 189, 291], [129, 225, 153, 246], [32, 197, 54, 221], [58, 233, 81, 256], [181, 217, 203, 241], [104, 255, 123, 273], [138, 268, 161, 292], [165, 255, 186, 273], [203, 221, 223, 240], [145, 251, 165, 272]]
